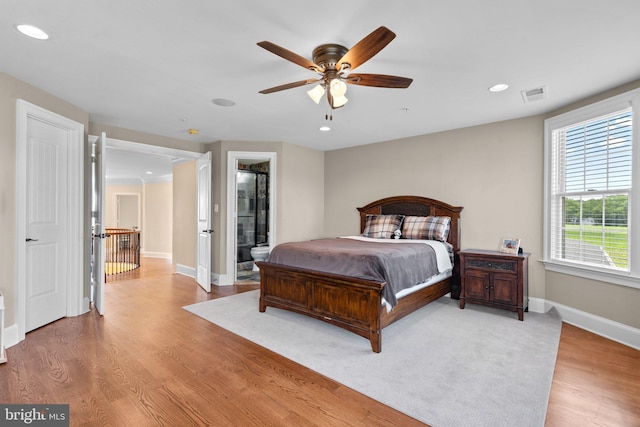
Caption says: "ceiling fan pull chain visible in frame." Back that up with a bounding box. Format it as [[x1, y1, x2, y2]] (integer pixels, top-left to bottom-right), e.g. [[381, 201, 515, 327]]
[[324, 102, 333, 121]]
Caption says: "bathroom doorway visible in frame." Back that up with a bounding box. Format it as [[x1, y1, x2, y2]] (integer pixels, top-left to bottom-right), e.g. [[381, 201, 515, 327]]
[[236, 168, 268, 282], [226, 152, 276, 285]]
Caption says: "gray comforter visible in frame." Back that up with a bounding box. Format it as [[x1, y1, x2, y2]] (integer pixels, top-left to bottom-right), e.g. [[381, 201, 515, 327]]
[[266, 238, 440, 308]]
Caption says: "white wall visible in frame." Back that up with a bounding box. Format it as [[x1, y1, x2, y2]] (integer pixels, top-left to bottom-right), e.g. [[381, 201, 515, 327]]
[[143, 180, 173, 258]]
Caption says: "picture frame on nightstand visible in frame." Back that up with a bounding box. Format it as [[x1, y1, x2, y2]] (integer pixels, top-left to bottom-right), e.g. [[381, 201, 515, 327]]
[[499, 237, 520, 254]]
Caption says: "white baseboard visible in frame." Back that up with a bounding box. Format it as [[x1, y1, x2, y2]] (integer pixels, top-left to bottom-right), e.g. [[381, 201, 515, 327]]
[[552, 301, 640, 350], [176, 265, 222, 288], [529, 297, 640, 350], [142, 251, 172, 259], [527, 297, 549, 314], [5, 323, 19, 349], [216, 273, 233, 286], [176, 264, 196, 278]]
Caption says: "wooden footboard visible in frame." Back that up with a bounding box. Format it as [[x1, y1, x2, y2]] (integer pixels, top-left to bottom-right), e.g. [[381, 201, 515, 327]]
[[257, 261, 453, 353], [258, 261, 385, 352]]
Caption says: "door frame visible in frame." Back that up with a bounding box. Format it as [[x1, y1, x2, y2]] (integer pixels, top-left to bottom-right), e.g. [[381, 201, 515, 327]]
[[15, 99, 85, 342], [225, 151, 276, 285], [90, 135, 203, 274]]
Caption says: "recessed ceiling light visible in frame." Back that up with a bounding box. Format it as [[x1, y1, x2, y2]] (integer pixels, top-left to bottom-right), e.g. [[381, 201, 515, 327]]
[[16, 24, 49, 40], [212, 98, 235, 107], [489, 83, 509, 92], [146, 171, 153, 175], [319, 126, 331, 132]]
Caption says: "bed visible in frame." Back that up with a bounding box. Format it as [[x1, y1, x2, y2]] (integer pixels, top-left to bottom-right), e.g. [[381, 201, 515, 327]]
[[257, 195, 463, 353]]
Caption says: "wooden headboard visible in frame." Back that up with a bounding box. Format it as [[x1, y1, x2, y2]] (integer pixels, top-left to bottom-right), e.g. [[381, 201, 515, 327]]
[[357, 195, 464, 253]]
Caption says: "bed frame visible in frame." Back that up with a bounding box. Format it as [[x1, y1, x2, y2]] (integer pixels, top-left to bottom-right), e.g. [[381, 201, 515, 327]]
[[257, 195, 463, 353]]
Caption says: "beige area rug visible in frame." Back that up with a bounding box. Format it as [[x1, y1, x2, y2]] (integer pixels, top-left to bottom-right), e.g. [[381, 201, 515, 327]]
[[185, 291, 561, 427]]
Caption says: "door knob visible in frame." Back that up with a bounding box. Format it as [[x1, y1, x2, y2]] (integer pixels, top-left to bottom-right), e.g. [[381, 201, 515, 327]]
[[202, 229, 214, 234], [25, 238, 38, 242]]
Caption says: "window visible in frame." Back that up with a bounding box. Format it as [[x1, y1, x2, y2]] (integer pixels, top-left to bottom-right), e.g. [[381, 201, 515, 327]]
[[544, 89, 640, 289]]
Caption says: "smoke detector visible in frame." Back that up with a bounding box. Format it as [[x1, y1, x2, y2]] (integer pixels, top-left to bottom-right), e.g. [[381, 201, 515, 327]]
[[521, 86, 547, 103]]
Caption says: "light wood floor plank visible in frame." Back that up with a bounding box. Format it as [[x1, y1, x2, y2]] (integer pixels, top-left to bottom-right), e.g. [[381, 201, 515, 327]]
[[545, 323, 640, 426]]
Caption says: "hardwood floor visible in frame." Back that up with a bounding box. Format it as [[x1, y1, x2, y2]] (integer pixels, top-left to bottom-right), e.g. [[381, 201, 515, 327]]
[[0, 258, 638, 426], [546, 323, 640, 426]]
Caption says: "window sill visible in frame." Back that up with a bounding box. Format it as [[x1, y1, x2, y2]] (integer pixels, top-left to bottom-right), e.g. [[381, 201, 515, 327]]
[[543, 260, 640, 290]]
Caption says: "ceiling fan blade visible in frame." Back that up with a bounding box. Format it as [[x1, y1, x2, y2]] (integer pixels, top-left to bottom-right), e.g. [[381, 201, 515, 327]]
[[346, 74, 413, 88], [337, 26, 396, 71], [257, 41, 322, 72], [259, 78, 320, 94]]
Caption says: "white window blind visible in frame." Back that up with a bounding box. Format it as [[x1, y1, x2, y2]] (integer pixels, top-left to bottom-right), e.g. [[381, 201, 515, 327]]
[[549, 108, 632, 271]]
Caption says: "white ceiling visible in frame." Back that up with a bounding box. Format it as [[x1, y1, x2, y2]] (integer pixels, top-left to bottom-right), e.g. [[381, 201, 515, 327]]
[[3, 0, 640, 155], [95, 138, 201, 183]]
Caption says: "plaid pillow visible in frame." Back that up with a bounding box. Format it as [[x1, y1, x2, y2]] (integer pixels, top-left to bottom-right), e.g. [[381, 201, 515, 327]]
[[362, 214, 405, 239], [402, 216, 451, 241]]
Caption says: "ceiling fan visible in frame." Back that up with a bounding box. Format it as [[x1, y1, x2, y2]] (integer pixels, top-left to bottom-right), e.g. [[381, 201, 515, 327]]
[[257, 26, 413, 110]]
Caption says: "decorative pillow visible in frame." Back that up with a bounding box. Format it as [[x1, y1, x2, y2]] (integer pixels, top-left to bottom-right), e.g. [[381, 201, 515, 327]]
[[402, 216, 451, 241], [362, 214, 405, 239]]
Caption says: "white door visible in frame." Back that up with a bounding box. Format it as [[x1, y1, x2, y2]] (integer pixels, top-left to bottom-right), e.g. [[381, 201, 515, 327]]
[[24, 115, 70, 330], [17, 100, 84, 341], [91, 132, 107, 314], [196, 152, 212, 291]]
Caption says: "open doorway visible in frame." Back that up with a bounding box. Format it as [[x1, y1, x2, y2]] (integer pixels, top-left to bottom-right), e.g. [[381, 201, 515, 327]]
[[91, 136, 202, 286], [226, 152, 276, 285]]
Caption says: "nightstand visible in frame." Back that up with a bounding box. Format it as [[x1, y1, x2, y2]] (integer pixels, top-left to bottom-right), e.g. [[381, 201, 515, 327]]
[[458, 249, 529, 320]]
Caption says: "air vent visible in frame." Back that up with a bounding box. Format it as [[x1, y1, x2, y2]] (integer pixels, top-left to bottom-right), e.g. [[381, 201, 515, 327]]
[[521, 86, 547, 103]]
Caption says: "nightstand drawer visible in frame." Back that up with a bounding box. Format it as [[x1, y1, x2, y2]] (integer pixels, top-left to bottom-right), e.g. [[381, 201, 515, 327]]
[[466, 258, 517, 273]]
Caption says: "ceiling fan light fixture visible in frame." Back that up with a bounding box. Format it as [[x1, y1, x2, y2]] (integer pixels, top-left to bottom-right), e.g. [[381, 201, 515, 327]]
[[329, 79, 347, 97], [331, 95, 348, 108], [307, 84, 325, 104], [328, 79, 348, 108]]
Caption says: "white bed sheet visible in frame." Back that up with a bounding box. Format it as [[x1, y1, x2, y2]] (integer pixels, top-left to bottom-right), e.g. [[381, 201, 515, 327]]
[[381, 270, 452, 312]]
